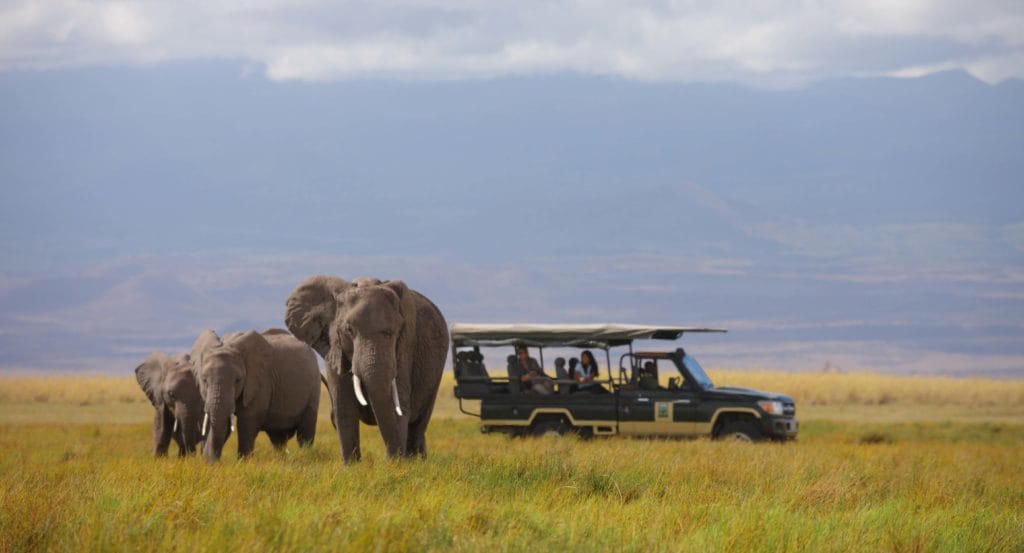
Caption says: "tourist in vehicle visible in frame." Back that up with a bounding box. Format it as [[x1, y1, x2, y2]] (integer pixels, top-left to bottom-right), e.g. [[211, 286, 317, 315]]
[[573, 350, 607, 394], [510, 345, 553, 395]]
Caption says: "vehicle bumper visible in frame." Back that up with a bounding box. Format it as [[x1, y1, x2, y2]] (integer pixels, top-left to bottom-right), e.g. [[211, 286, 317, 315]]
[[764, 417, 799, 440]]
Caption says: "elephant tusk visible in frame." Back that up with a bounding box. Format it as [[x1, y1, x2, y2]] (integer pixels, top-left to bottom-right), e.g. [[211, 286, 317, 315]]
[[173, 419, 178, 434], [202, 413, 209, 438], [352, 374, 369, 407], [231, 416, 236, 433], [391, 379, 403, 417]]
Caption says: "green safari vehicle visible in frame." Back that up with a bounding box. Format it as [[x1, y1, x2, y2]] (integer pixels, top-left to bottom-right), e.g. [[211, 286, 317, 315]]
[[451, 323, 798, 441]]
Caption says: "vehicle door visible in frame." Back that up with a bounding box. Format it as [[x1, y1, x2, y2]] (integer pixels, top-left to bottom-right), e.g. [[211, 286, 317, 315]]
[[617, 359, 698, 436]]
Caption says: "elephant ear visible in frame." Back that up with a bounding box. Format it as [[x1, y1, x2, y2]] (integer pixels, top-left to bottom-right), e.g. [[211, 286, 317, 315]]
[[285, 275, 349, 358], [383, 280, 418, 378], [135, 353, 169, 407], [232, 331, 272, 409]]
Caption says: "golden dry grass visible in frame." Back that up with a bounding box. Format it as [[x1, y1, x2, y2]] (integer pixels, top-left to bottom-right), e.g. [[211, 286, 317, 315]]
[[4, 369, 1023, 408], [0, 374, 144, 405], [705, 369, 1024, 406], [0, 371, 1022, 552]]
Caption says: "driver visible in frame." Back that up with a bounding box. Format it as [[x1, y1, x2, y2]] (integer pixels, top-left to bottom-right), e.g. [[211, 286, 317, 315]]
[[638, 361, 660, 391]]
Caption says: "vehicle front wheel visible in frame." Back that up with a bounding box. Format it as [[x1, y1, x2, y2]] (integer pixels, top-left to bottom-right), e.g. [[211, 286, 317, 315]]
[[716, 420, 764, 442], [531, 419, 567, 437]]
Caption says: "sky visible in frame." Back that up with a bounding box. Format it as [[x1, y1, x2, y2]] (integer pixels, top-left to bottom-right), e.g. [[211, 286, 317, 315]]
[[2, 0, 1024, 85], [1, 1, 1022, 377]]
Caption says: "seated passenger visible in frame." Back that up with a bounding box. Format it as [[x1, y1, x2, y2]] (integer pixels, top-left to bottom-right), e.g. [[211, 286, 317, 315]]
[[554, 357, 570, 379], [509, 345, 553, 395], [574, 350, 608, 394]]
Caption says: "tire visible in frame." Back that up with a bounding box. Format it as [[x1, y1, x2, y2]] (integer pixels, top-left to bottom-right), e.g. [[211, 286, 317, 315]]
[[571, 426, 594, 440], [531, 419, 567, 437], [716, 420, 764, 442]]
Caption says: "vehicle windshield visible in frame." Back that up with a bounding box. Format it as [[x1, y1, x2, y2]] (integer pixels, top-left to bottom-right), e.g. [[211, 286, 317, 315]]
[[682, 354, 714, 389]]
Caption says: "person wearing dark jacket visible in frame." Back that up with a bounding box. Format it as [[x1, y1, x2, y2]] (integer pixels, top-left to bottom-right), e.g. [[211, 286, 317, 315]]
[[509, 345, 553, 395]]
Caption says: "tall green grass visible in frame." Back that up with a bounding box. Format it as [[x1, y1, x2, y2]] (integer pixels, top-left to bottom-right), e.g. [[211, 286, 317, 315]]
[[1, 373, 1022, 552]]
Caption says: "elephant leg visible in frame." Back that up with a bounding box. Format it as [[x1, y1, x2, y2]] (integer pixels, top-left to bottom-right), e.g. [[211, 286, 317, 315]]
[[267, 430, 290, 451], [405, 393, 438, 458], [334, 373, 362, 463], [235, 416, 261, 458], [404, 418, 426, 458], [296, 402, 317, 447]]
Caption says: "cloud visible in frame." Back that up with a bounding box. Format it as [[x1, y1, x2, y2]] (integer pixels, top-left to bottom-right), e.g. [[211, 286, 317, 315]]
[[1003, 222, 1024, 253], [0, 0, 1021, 85]]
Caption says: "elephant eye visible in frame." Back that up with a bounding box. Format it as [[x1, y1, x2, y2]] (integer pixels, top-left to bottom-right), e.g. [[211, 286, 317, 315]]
[[381, 329, 394, 338], [343, 324, 354, 336]]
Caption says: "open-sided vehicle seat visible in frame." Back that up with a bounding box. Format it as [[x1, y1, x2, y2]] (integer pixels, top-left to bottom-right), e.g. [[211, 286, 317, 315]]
[[505, 355, 523, 394], [455, 349, 503, 398], [554, 357, 572, 395]]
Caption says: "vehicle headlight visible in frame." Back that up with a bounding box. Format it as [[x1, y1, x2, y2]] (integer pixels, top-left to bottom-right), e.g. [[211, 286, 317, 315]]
[[757, 400, 784, 415]]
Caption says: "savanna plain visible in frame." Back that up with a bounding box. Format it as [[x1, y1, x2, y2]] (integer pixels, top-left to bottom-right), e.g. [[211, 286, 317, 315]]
[[1, 371, 1022, 552]]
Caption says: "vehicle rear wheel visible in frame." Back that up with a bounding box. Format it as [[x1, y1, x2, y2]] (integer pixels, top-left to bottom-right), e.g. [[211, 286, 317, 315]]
[[716, 420, 764, 442], [531, 419, 567, 437], [571, 426, 594, 440]]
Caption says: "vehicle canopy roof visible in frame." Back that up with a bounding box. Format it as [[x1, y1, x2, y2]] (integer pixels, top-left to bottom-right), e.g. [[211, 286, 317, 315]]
[[450, 323, 726, 349]]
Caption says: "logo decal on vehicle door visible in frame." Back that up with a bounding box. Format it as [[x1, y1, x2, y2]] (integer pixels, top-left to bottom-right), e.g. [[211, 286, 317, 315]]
[[656, 402, 671, 422]]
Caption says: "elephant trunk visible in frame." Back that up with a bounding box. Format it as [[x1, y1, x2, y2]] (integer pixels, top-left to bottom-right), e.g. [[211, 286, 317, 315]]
[[174, 401, 202, 455], [202, 385, 233, 462], [364, 377, 405, 458], [352, 338, 406, 458]]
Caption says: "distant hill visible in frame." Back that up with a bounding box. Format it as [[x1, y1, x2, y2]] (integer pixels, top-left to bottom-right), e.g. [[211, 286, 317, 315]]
[[0, 65, 1021, 376]]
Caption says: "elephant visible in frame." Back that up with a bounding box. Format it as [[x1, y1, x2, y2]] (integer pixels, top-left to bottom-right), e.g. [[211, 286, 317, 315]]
[[134, 352, 204, 457], [285, 275, 449, 461], [191, 328, 321, 462]]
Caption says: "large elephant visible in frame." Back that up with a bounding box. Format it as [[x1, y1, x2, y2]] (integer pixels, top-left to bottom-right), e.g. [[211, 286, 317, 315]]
[[285, 276, 449, 461], [134, 352, 203, 457], [191, 328, 321, 462]]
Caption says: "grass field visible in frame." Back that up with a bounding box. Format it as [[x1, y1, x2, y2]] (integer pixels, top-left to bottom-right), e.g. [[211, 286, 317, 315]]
[[1, 371, 1022, 552]]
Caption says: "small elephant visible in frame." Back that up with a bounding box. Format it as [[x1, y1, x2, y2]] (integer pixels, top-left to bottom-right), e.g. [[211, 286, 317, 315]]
[[285, 276, 449, 461], [192, 328, 320, 462], [134, 352, 203, 457]]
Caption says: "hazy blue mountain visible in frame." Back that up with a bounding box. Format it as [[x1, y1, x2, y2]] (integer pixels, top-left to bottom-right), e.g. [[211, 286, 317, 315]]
[[2, 66, 1021, 262], [0, 64, 1021, 376]]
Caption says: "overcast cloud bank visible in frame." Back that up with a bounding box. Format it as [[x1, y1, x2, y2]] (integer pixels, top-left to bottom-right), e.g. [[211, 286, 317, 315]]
[[1, 0, 1022, 86]]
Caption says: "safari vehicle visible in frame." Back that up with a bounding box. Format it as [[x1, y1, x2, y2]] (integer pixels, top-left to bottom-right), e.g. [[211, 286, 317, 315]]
[[452, 324, 798, 442]]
